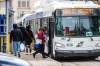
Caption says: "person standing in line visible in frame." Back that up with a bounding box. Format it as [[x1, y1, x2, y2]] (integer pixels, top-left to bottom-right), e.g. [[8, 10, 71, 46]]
[[19, 24, 27, 47], [25, 25, 34, 55], [19, 24, 27, 42], [10, 24, 23, 57]]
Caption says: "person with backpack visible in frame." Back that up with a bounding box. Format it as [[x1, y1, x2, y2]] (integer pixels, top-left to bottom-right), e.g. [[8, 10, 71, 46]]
[[33, 28, 47, 58], [10, 24, 23, 57], [25, 25, 34, 55]]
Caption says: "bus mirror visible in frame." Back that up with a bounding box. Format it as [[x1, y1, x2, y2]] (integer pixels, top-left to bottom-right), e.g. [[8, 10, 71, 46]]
[[85, 32, 93, 37]]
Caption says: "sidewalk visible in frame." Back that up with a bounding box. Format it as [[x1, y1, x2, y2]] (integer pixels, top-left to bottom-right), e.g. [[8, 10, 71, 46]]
[[19, 53, 78, 66], [19, 52, 61, 66]]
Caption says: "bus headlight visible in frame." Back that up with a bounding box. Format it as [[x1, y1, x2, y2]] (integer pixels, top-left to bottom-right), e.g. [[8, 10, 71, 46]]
[[55, 42, 65, 48], [95, 43, 100, 47]]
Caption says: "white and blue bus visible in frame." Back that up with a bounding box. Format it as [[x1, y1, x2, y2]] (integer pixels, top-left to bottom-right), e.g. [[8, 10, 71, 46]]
[[24, 1, 100, 59]]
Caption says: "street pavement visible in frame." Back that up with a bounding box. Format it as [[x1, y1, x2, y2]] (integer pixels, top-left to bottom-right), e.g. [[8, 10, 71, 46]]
[[18, 51, 100, 66], [20, 51, 61, 66]]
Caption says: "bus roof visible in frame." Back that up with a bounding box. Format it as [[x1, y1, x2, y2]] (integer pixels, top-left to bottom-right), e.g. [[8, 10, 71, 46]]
[[43, 1, 100, 17], [51, 1, 100, 9], [24, 1, 100, 21], [17, 14, 32, 23]]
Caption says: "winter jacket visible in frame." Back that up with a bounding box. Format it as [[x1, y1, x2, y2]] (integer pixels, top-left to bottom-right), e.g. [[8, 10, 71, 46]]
[[25, 29, 34, 45], [10, 29, 23, 42], [37, 31, 45, 45]]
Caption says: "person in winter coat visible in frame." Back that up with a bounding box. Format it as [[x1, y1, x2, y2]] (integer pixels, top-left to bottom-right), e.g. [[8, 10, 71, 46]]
[[19, 25, 27, 42], [10, 24, 23, 57], [25, 25, 34, 55], [33, 28, 47, 58]]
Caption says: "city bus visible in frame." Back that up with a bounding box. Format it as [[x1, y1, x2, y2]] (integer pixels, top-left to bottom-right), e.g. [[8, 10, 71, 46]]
[[24, 1, 100, 59]]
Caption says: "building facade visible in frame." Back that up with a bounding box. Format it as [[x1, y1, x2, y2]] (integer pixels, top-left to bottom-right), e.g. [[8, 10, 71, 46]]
[[12, 0, 36, 23]]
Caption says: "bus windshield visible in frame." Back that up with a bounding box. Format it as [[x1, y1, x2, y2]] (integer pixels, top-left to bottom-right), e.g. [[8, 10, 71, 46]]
[[55, 16, 100, 37]]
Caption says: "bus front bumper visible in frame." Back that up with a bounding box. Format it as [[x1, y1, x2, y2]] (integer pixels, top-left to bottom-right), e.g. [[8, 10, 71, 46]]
[[55, 49, 100, 57]]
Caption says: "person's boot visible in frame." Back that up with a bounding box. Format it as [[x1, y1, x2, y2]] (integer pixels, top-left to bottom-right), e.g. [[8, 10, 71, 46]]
[[30, 48, 32, 55], [42, 54, 47, 58], [18, 52, 21, 58], [45, 53, 49, 57], [43, 56, 47, 58], [26, 48, 28, 55], [33, 53, 35, 58]]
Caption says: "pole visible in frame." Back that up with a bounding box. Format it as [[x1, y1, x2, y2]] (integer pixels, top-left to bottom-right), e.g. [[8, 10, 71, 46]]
[[6, 0, 9, 54]]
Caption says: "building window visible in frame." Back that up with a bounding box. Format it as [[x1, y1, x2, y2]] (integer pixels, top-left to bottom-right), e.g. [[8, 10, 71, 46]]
[[18, 0, 30, 8], [18, 1, 21, 7], [22, 1, 26, 7], [27, 1, 29, 7]]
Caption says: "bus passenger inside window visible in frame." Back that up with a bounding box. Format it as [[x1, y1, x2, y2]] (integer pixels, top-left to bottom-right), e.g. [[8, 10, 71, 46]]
[[64, 27, 69, 36]]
